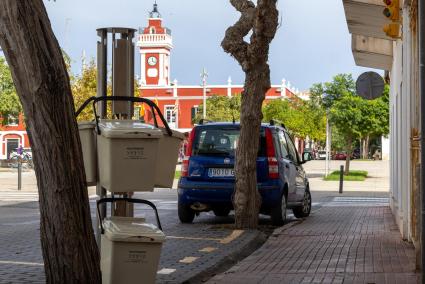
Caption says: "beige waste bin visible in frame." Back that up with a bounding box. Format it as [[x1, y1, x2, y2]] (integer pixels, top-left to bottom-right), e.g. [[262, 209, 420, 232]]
[[97, 120, 163, 192], [101, 217, 165, 284], [155, 128, 185, 188], [78, 121, 97, 185]]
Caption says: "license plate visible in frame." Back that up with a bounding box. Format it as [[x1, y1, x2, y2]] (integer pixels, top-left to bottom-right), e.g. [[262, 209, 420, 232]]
[[208, 168, 234, 177]]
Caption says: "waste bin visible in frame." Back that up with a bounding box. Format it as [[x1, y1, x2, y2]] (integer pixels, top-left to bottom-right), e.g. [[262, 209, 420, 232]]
[[155, 128, 185, 188], [97, 120, 163, 192], [101, 216, 165, 284], [78, 121, 97, 185]]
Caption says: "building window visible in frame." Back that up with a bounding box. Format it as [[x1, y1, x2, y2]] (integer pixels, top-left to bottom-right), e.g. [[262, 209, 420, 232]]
[[7, 115, 18, 126], [191, 106, 199, 122], [164, 105, 176, 124], [150, 27, 156, 34]]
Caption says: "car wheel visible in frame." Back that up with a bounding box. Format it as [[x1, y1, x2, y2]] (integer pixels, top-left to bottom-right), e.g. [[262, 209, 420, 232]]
[[213, 208, 230, 217], [293, 190, 311, 218], [178, 202, 195, 223], [270, 193, 287, 226]]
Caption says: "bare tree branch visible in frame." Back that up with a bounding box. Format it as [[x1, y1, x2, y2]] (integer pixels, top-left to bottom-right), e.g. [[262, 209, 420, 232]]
[[248, 0, 279, 66], [221, 0, 256, 71]]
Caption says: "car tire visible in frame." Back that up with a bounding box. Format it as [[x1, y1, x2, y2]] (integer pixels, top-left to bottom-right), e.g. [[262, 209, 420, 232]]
[[213, 208, 230, 217], [270, 193, 287, 226], [293, 190, 312, 218], [178, 202, 195, 223]]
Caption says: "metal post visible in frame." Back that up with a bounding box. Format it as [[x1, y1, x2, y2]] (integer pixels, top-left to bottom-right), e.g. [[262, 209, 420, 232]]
[[17, 157, 22, 191], [325, 111, 330, 177], [201, 68, 208, 119], [419, 0, 425, 279], [339, 165, 344, 194]]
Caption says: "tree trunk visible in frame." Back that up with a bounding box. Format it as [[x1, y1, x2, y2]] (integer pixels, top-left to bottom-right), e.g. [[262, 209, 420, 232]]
[[222, 0, 278, 229], [345, 135, 353, 175], [365, 135, 370, 159], [233, 67, 269, 228], [0, 1, 101, 283]]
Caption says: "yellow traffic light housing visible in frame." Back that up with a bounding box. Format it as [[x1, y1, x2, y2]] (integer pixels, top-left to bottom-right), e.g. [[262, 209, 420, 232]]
[[382, 0, 400, 38], [383, 23, 400, 38], [382, 0, 400, 21]]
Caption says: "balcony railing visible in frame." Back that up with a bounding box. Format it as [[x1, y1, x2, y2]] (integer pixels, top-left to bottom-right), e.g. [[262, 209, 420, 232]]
[[137, 33, 173, 48]]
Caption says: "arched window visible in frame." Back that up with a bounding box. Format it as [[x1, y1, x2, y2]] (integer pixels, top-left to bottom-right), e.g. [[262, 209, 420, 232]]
[[150, 27, 156, 34]]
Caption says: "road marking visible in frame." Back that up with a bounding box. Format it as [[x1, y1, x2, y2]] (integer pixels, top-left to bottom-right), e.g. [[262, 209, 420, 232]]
[[157, 268, 176, 275], [2, 220, 39, 226], [323, 196, 389, 207], [0, 260, 43, 266], [166, 236, 222, 242], [199, 247, 217, 253], [220, 230, 244, 244], [167, 229, 245, 244], [0, 191, 39, 202], [179, 256, 199, 264], [0, 192, 99, 203]]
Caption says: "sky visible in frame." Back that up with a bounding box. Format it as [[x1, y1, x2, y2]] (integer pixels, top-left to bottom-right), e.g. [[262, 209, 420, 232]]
[[43, 0, 378, 91]]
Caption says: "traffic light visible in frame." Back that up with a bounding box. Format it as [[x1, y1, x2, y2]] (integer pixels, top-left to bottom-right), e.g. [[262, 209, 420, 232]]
[[383, 23, 400, 38], [382, 0, 400, 38], [382, 0, 400, 21]]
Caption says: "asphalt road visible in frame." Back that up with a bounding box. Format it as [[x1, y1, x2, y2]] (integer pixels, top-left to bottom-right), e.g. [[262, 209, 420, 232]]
[[0, 160, 390, 283]]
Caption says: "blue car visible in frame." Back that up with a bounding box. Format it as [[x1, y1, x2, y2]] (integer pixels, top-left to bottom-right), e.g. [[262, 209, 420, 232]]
[[177, 121, 312, 225]]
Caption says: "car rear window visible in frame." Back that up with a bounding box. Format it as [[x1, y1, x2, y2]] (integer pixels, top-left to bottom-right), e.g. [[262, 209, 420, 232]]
[[192, 126, 266, 157]]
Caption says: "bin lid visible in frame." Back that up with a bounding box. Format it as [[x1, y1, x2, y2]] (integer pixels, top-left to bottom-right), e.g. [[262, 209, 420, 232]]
[[98, 120, 163, 139], [160, 128, 185, 140], [103, 217, 166, 243], [78, 121, 96, 130]]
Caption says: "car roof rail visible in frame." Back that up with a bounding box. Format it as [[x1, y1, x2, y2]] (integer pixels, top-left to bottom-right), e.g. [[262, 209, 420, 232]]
[[198, 119, 214, 125], [269, 119, 287, 130]]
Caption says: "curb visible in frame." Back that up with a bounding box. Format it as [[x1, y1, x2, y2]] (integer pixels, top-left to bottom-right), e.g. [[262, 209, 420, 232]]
[[182, 230, 267, 284], [200, 219, 304, 283]]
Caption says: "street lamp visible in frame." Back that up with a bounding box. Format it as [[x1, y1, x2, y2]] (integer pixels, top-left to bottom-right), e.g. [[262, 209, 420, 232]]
[[200, 68, 208, 119]]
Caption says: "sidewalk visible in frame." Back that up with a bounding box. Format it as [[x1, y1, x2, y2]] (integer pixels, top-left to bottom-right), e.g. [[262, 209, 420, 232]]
[[209, 160, 419, 283], [209, 202, 418, 283]]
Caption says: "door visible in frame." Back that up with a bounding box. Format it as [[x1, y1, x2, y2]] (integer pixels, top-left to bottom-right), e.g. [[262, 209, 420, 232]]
[[164, 105, 176, 128], [283, 132, 307, 201], [6, 139, 19, 159], [276, 130, 297, 202]]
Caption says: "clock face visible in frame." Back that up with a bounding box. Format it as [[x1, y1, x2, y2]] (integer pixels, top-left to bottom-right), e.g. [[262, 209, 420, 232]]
[[147, 56, 157, 66]]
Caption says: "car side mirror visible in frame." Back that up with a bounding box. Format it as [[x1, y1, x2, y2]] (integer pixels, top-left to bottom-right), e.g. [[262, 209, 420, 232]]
[[302, 152, 312, 163]]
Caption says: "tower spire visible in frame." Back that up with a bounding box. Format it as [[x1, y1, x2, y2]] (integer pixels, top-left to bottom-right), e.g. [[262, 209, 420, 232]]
[[149, 1, 161, 18]]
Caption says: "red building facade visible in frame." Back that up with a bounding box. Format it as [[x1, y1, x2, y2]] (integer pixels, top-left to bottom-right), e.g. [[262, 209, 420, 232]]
[[137, 4, 305, 133], [0, 114, 30, 160]]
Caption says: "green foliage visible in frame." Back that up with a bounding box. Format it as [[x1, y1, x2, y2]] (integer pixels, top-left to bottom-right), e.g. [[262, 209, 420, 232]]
[[323, 170, 368, 181], [0, 57, 22, 124], [262, 97, 326, 141], [329, 92, 364, 139], [358, 85, 389, 138], [72, 60, 97, 122], [195, 94, 241, 123], [310, 73, 390, 148]]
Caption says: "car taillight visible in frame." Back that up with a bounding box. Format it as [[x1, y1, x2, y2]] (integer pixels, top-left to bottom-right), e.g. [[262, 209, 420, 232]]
[[266, 128, 279, 179], [181, 156, 190, 177], [181, 129, 196, 177]]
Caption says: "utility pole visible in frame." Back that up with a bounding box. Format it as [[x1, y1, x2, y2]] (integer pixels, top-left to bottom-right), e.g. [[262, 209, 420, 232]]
[[201, 68, 208, 119], [64, 18, 71, 52], [418, 0, 425, 280]]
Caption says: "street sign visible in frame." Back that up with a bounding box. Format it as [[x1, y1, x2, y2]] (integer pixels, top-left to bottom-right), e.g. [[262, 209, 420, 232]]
[[356, 72, 385, 100]]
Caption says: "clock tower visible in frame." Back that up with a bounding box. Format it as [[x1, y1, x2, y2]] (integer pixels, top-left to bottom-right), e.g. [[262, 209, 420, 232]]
[[138, 2, 173, 86]]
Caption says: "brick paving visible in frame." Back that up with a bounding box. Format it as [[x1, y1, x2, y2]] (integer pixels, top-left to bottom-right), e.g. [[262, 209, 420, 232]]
[[0, 190, 264, 284], [208, 205, 419, 284]]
